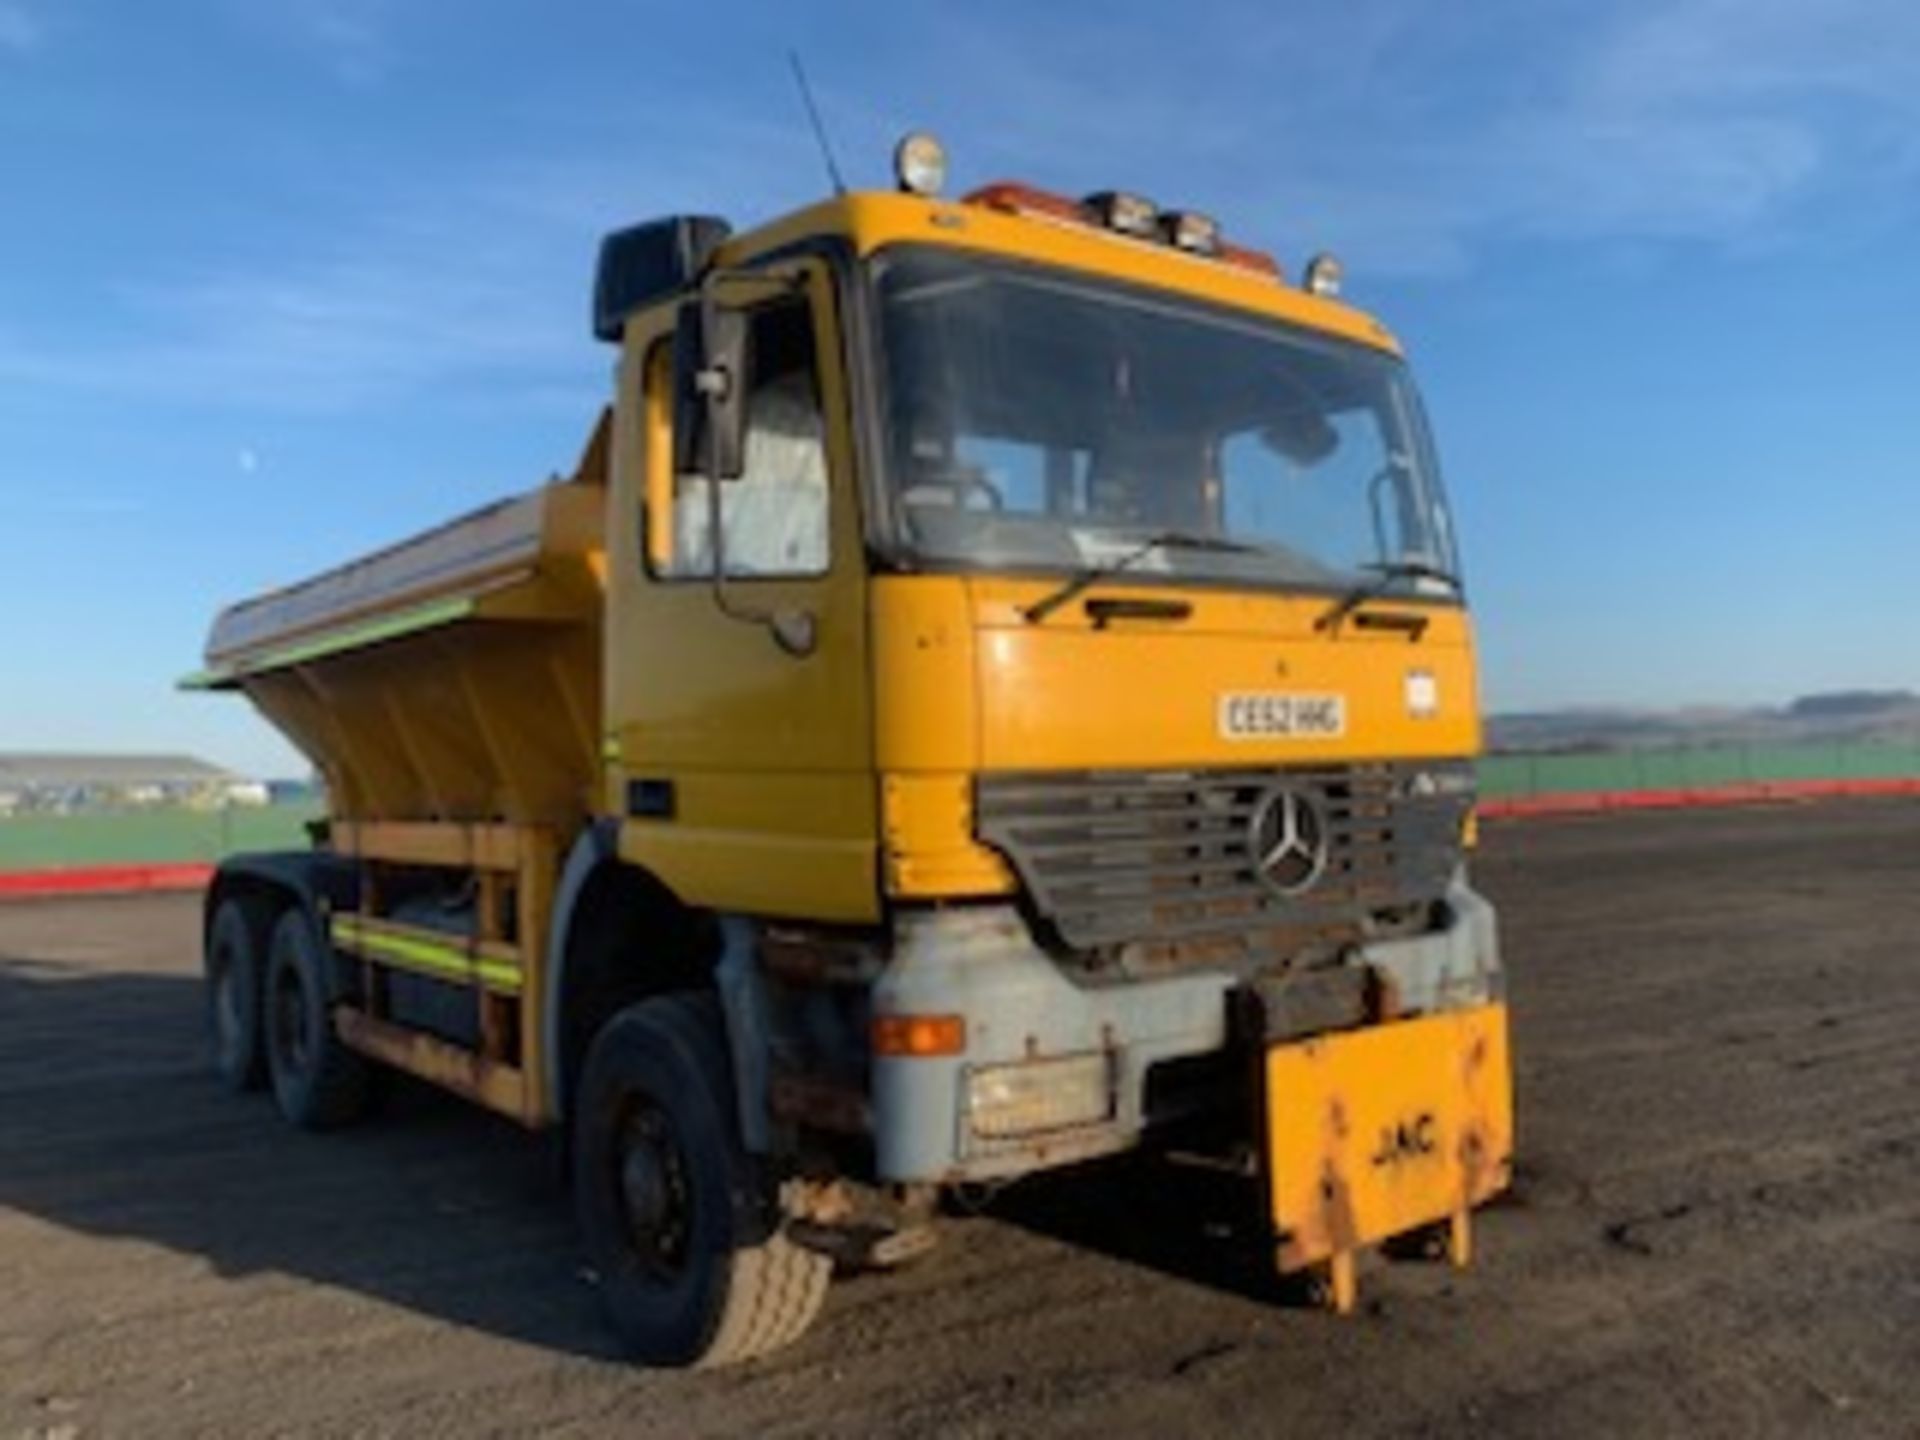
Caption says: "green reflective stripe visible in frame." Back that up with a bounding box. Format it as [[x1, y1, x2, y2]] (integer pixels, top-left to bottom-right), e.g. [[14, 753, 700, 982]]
[[182, 595, 476, 691], [330, 917, 522, 993]]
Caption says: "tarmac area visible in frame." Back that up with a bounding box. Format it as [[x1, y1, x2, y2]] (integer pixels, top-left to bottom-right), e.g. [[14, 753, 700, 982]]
[[1, 800, 1916, 1438]]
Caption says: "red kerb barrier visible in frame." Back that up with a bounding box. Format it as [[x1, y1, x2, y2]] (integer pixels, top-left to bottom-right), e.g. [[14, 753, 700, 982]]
[[0, 863, 215, 901], [1479, 776, 1920, 820]]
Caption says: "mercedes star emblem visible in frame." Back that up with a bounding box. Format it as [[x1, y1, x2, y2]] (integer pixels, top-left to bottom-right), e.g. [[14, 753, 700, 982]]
[[1249, 785, 1331, 896]]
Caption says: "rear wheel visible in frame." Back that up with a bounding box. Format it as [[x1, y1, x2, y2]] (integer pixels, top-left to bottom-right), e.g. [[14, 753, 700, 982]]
[[204, 895, 274, 1092], [573, 994, 829, 1367], [264, 908, 371, 1130]]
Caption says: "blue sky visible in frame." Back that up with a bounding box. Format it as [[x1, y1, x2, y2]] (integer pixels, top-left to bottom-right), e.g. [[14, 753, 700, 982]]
[[2, 0, 1916, 775]]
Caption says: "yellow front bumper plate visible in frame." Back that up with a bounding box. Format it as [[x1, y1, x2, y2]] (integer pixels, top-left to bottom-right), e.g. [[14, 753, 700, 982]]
[[1265, 1001, 1513, 1309]]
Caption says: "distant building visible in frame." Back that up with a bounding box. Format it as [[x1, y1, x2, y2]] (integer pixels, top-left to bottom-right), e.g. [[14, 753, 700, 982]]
[[0, 753, 267, 815]]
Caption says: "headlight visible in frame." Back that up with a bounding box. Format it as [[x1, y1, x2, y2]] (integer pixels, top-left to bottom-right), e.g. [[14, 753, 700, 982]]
[[967, 1053, 1113, 1140]]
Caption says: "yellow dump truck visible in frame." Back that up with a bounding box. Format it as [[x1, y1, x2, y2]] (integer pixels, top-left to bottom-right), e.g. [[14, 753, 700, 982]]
[[190, 135, 1511, 1364]]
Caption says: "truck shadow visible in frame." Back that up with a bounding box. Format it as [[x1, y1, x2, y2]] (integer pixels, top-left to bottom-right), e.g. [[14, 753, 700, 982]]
[[0, 953, 621, 1362], [0, 952, 1293, 1356], [985, 1152, 1291, 1307]]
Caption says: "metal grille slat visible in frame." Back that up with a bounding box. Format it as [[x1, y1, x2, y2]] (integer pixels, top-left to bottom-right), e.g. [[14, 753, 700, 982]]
[[1029, 852, 1257, 885], [977, 769, 1401, 813], [1006, 813, 1258, 849], [977, 762, 1472, 957]]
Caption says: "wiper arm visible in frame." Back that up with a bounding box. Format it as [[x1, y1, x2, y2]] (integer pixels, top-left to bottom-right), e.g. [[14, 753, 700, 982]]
[[1316, 559, 1461, 633], [1023, 530, 1260, 624]]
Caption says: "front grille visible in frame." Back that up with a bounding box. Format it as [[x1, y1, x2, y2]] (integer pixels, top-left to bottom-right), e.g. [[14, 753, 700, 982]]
[[976, 763, 1471, 970]]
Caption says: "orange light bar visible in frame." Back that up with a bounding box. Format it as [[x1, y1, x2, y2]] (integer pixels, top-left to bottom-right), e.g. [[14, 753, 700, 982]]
[[961, 180, 1281, 280], [1219, 241, 1282, 279], [872, 1013, 968, 1058], [962, 180, 1086, 223]]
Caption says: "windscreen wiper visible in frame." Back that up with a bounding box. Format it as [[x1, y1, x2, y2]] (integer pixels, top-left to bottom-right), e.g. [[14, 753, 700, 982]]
[[1316, 559, 1461, 632], [1023, 531, 1263, 624]]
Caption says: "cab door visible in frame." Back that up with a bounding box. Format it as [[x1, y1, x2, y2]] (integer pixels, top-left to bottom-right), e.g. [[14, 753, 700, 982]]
[[604, 258, 878, 922]]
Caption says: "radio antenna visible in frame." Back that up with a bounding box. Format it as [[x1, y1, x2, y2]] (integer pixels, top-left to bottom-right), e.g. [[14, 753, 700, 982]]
[[787, 51, 847, 196]]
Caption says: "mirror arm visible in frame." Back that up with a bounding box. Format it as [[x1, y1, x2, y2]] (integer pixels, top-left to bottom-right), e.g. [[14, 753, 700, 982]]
[[1367, 467, 1393, 564], [697, 268, 818, 658]]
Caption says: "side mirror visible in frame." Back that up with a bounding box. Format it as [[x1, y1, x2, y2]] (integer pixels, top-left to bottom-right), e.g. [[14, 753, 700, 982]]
[[673, 298, 750, 481]]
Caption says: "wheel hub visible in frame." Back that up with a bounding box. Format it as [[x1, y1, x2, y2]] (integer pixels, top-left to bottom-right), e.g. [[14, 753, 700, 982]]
[[273, 966, 309, 1072], [616, 1103, 689, 1276], [620, 1143, 669, 1229]]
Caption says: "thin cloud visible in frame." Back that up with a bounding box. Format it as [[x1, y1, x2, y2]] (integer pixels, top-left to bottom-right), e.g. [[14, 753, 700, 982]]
[[256, 0, 391, 85], [1505, 0, 1920, 239], [0, 111, 818, 414], [0, 209, 585, 410], [0, 2, 41, 54], [915, 0, 1920, 274], [8, 3, 1918, 414]]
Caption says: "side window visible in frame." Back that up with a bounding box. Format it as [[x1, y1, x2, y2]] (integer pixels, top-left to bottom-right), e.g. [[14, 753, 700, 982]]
[[665, 299, 830, 578]]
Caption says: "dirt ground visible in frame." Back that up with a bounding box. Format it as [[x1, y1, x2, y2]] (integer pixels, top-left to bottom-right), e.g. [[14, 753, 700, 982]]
[[2, 800, 1917, 1439]]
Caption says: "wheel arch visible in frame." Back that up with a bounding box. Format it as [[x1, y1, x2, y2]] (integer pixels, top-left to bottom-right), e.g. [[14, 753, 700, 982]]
[[543, 823, 764, 1140], [206, 851, 360, 991]]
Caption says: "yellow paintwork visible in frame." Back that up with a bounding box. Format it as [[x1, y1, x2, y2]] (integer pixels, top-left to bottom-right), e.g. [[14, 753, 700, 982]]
[[718, 192, 1403, 358], [221, 474, 606, 828], [1265, 1002, 1512, 1277], [968, 578, 1477, 770], [880, 772, 1014, 897], [583, 193, 1480, 916], [596, 187, 1472, 918], [604, 257, 881, 923], [869, 577, 1008, 896], [869, 574, 1478, 898]]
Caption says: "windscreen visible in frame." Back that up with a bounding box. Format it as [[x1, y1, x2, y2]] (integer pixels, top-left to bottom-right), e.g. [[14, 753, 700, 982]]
[[875, 248, 1461, 595]]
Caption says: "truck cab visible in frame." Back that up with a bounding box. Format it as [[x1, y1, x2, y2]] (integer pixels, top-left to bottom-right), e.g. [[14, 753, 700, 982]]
[[596, 167, 1498, 1181]]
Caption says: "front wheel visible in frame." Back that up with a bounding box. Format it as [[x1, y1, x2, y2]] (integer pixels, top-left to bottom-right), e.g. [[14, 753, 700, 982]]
[[572, 994, 829, 1367]]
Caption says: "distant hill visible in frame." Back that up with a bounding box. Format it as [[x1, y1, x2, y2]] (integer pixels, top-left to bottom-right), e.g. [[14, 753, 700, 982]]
[[1489, 690, 1920, 753], [1785, 690, 1917, 720]]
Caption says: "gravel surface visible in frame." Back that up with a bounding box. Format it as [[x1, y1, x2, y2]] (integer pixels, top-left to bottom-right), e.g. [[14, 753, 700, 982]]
[[2, 800, 1917, 1438]]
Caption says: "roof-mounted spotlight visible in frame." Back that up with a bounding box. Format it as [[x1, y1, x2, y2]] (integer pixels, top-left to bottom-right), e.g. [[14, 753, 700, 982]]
[[894, 132, 948, 197], [1160, 210, 1222, 256], [1082, 190, 1159, 239], [1303, 252, 1344, 298]]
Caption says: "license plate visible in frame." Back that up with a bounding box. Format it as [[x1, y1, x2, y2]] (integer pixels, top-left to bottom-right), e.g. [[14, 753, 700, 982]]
[[1265, 1003, 1512, 1272], [1218, 692, 1347, 740]]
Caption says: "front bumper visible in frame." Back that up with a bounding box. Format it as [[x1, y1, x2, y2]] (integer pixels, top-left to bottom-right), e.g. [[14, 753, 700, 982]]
[[870, 876, 1502, 1184]]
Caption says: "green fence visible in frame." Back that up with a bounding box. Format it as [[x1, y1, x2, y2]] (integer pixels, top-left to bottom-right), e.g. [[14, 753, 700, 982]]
[[1478, 742, 1920, 800], [3, 744, 1917, 869], [0, 803, 321, 870]]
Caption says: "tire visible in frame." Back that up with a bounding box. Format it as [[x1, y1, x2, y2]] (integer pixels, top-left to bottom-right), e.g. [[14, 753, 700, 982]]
[[204, 894, 274, 1092], [264, 907, 371, 1130], [572, 994, 829, 1367]]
